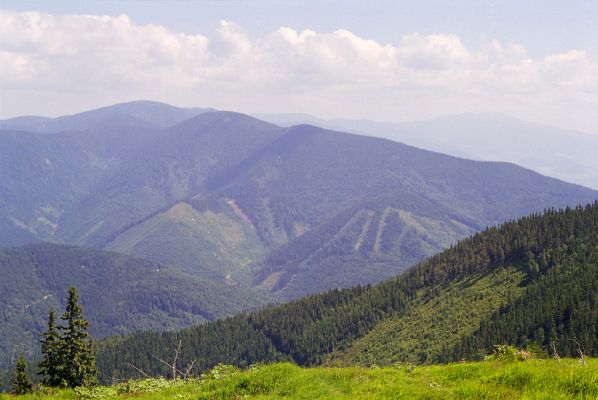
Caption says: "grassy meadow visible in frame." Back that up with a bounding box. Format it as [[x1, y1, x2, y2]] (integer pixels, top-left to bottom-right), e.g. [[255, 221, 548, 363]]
[[1, 358, 596, 399]]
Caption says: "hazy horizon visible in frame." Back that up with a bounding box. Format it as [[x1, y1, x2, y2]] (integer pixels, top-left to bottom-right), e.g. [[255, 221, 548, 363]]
[[3, 99, 598, 137], [1, 1, 597, 133]]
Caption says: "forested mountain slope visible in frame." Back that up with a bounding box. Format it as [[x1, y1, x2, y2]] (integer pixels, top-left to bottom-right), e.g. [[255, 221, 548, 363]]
[[0, 243, 271, 371], [95, 202, 598, 382], [189, 123, 597, 298], [102, 120, 598, 297]]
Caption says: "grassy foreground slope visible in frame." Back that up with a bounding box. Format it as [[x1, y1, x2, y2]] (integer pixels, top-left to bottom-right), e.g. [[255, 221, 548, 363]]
[[2, 360, 597, 399]]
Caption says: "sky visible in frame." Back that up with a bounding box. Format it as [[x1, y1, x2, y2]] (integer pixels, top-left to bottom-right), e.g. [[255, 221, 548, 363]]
[[1, 0, 597, 133]]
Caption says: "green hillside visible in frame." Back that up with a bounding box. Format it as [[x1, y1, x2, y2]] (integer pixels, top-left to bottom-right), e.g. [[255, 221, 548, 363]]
[[0, 243, 272, 371], [94, 202, 598, 381], [104, 201, 267, 283], [325, 267, 527, 366], [0, 132, 101, 246], [194, 122, 597, 298]]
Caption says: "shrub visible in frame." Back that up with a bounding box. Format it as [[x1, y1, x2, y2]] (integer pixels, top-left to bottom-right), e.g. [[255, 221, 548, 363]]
[[485, 345, 533, 361], [75, 377, 190, 399], [200, 364, 241, 382]]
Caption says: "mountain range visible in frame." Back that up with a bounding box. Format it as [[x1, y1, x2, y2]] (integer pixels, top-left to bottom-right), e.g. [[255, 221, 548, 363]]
[[1, 100, 597, 373], [2, 102, 595, 289]]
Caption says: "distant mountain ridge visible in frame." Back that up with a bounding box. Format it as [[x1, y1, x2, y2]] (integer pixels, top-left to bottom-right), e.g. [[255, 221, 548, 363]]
[[0, 100, 213, 133], [256, 112, 598, 190]]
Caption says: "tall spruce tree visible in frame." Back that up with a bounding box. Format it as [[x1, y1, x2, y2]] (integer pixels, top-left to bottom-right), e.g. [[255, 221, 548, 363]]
[[12, 354, 33, 394], [39, 308, 63, 387], [58, 286, 97, 387]]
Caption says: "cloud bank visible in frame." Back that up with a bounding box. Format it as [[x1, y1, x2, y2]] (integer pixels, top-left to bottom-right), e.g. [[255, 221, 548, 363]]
[[1, 10, 597, 132]]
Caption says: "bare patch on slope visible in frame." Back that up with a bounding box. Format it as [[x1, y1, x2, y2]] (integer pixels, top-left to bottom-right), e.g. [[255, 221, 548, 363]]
[[354, 210, 375, 251], [226, 198, 254, 228]]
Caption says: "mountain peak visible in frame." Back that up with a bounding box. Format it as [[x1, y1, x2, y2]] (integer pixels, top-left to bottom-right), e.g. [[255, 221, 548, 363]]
[[172, 110, 282, 132], [0, 100, 214, 133]]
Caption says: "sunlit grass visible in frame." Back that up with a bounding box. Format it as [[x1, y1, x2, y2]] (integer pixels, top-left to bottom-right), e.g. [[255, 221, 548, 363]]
[[2, 358, 596, 399]]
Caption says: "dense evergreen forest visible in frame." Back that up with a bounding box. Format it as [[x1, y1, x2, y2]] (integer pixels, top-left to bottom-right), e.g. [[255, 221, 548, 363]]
[[95, 202, 598, 382], [0, 244, 271, 372]]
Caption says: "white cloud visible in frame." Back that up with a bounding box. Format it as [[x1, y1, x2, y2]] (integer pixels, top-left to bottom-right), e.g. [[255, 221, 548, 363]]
[[0, 10, 596, 132], [397, 33, 471, 70]]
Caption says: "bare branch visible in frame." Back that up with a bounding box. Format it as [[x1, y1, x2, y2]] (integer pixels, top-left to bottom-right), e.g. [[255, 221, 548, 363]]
[[126, 363, 151, 378], [173, 339, 182, 380], [153, 355, 185, 378], [147, 338, 194, 380], [550, 340, 561, 363], [183, 359, 197, 379], [569, 338, 586, 365]]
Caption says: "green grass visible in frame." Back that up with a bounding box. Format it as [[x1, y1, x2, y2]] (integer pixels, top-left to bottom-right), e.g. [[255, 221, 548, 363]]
[[2, 359, 596, 399]]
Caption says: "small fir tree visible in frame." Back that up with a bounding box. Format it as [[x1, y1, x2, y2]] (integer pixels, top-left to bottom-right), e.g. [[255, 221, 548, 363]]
[[12, 354, 33, 394], [39, 308, 63, 387], [58, 286, 97, 387]]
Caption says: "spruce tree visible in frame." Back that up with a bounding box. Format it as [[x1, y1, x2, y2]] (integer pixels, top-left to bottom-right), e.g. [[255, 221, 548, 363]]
[[59, 286, 97, 387], [39, 308, 63, 387], [12, 354, 33, 394]]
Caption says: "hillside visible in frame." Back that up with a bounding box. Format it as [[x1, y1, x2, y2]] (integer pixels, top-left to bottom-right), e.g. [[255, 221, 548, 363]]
[[189, 123, 597, 298], [1, 103, 596, 299], [94, 202, 598, 381], [0, 243, 272, 371], [102, 120, 598, 299]]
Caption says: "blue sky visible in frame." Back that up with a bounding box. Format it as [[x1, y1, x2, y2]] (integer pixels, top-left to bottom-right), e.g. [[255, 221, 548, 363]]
[[4, 0, 596, 57], [1, 0, 597, 132]]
